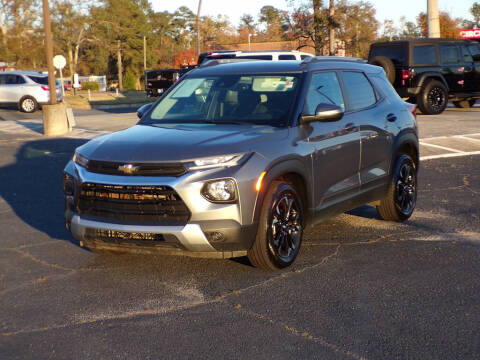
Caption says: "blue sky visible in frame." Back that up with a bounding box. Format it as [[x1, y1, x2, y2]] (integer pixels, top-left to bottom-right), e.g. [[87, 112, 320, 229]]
[[150, 0, 475, 26]]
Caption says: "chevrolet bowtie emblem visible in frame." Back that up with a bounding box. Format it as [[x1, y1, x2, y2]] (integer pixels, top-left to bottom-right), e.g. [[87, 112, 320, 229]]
[[118, 164, 139, 174]]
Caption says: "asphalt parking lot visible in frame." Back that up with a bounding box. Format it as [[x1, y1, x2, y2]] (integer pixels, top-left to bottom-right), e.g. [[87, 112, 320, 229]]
[[0, 105, 479, 359]]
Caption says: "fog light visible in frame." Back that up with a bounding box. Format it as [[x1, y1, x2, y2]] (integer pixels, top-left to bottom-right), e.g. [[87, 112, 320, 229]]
[[201, 179, 237, 203], [205, 231, 225, 242]]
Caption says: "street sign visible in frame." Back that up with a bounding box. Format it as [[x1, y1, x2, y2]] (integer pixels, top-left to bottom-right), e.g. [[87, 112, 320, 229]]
[[459, 29, 480, 39], [53, 55, 66, 69]]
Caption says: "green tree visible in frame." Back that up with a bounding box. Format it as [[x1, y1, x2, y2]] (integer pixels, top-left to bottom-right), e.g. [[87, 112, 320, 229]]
[[471, 2, 480, 26]]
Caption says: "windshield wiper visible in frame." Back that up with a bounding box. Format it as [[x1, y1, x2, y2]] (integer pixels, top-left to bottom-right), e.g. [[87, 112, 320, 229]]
[[202, 120, 253, 125]]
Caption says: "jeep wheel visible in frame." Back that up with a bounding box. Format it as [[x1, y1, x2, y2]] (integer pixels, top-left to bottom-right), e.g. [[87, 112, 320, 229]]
[[453, 100, 476, 108], [19, 96, 38, 113], [377, 154, 417, 222], [369, 56, 396, 84], [416, 80, 447, 115], [248, 181, 304, 270]]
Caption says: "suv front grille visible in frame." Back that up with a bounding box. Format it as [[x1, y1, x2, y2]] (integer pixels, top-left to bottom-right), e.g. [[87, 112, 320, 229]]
[[86, 160, 187, 177], [77, 183, 190, 225]]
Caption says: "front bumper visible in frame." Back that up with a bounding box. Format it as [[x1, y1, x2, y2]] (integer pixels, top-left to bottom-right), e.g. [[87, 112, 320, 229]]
[[63, 157, 264, 256]]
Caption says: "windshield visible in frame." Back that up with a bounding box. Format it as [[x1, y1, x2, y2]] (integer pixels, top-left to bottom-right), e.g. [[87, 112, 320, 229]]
[[142, 74, 301, 127]]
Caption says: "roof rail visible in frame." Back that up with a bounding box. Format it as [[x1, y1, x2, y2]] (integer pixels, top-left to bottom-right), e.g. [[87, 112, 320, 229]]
[[301, 56, 367, 65], [199, 58, 261, 68]]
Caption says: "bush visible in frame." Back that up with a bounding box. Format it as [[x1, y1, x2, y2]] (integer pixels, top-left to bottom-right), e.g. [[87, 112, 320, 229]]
[[81, 82, 100, 91], [123, 71, 136, 91]]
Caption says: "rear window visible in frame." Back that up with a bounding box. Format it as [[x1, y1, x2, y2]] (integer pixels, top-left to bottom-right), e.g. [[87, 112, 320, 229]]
[[28, 75, 49, 85], [340, 71, 376, 111], [279, 54, 296, 60], [370, 45, 406, 65], [413, 45, 437, 65], [237, 55, 273, 60]]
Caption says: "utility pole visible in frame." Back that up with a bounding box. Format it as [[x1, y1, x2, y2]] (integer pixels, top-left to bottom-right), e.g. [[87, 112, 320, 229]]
[[427, 0, 440, 38], [143, 36, 147, 71], [313, 0, 322, 56], [329, 0, 335, 55], [117, 39, 123, 91], [41, 0, 57, 105], [196, 0, 202, 58]]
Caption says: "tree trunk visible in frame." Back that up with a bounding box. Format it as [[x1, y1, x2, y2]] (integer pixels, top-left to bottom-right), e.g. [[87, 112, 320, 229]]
[[329, 0, 335, 55], [0, 25, 7, 59], [313, 0, 322, 56], [117, 40, 123, 91], [68, 47, 74, 83]]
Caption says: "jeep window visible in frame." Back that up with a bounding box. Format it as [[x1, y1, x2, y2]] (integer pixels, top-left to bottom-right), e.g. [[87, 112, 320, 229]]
[[461, 45, 473, 62], [304, 72, 344, 115], [279, 54, 296, 60], [340, 71, 376, 111], [413, 45, 437, 65], [144, 74, 300, 127], [439, 45, 459, 65], [370, 45, 406, 65], [468, 44, 480, 61]]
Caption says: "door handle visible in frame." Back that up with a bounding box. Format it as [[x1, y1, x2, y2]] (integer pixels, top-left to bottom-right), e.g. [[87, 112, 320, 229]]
[[386, 113, 397, 122]]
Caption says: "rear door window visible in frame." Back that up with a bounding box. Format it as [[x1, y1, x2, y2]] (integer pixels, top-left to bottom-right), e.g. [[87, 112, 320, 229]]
[[413, 45, 437, 65], [439, 45, 459, 64], [340, 71, 376, 111], [28, 75, 49, 85], [4, 75, 25, 84], [468, 44, 480, 61], [279, 54, 296, 60], [304, 72, 345, 115], [460, 45, 473, 62]]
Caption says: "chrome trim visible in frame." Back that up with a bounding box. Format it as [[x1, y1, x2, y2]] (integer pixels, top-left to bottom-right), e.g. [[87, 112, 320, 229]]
[[70, 215, 216, 252]]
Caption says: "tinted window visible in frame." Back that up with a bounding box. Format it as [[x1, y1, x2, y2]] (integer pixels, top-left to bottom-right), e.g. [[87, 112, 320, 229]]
[[304, 72, 344, 115], [3, 75, 25, 84], [300, 54, 311, 60], [370, 75, 401, 102], [238, 55, 273, 60], [468, 44, 480, 61], [279, 54, 296, 60], [0, 75, 5, 85], [413, 45, 437, 65], [460, 45, 473, 62], [340, 71, 376, 111], [28, 75, 49, 85], [439, 45, 459, 64], [370, 45, 406, 65]]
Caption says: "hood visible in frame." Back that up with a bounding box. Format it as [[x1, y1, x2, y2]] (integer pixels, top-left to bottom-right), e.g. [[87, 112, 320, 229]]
[[77, 124, 288, 162]]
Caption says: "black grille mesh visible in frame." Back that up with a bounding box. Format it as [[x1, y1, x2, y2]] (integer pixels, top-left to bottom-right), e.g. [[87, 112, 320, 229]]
[[86, 160, 186, 177], [77, 183, 190, 225]]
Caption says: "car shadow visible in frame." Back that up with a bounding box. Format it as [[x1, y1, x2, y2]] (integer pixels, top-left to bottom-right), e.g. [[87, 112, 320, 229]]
[[0, 137, 88, 242], [345, 204, 382, 220]]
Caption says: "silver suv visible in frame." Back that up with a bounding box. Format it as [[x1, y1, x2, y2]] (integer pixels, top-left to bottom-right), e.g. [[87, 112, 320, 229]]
[[63, 58, 419, 270], [0, 71, 62, 113]]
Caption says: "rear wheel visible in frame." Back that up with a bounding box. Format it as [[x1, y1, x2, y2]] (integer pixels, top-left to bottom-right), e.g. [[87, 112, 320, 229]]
[[416, 80, 447, 115], [248, 181, 304, 270], [377, 154, 417, 222], [19, 96, 38, 113], [453, 99, 476, 108]]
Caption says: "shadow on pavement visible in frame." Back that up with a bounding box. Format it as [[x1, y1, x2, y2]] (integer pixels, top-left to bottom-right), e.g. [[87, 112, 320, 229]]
[[0, 137, 88, 242]]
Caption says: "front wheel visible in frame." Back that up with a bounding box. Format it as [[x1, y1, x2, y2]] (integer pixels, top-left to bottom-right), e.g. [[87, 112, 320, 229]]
[[248, 181, 304, 270], [377, 154, 417, 222], [416, 80, 447, 115], [19, 96, 38, 113]]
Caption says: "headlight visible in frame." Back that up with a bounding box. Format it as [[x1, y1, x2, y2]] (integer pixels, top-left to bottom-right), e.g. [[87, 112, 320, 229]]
[[201, 179, 237, 203], [73, 151, 89, 168], [186, 154, 246, 170]]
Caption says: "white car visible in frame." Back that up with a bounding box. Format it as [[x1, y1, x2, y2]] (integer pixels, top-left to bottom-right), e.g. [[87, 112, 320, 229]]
[[198, 50, 313, 64], [0, 71, 63, 113]]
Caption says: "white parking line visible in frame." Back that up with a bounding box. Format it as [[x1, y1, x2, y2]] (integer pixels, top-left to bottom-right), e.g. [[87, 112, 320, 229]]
[[420, 151, 480, 161], [419, 141, 464, 153]]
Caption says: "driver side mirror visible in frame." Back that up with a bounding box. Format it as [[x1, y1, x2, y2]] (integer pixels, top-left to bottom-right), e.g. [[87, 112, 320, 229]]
[[300, 103, 344, 124], [137, 102, 154, 119]]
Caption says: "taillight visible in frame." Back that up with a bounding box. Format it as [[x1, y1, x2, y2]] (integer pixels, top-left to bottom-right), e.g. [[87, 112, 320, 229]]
[[402, 69, 413, 80], [41, 86, 49, 91]]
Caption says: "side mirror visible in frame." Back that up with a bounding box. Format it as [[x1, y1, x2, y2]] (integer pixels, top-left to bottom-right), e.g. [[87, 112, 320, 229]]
[[300, 103, 344, 124], [137, 102, 154, 119]]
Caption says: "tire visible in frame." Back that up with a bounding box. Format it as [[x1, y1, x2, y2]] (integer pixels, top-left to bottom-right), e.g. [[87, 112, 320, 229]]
[[377, 154, 417, 222], [248, 181, 304, 270], [369, 56, 396, 84], [416, 80, 448, 115], [19, 96, 38, 113], [452, 99, 476, 108]]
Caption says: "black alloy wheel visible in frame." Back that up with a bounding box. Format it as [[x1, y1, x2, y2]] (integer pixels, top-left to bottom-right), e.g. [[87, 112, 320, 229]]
[[377, 154, 417, 222], [395, 160, 416, 217], [417, 80, 448, 115], [427, 86, 446, 113], [268, 190, 302, 264], [248, 182, 304, 270]]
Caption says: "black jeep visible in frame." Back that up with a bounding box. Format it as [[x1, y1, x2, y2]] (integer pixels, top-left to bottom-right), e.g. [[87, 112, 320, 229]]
[[368, 39, 480, 114]]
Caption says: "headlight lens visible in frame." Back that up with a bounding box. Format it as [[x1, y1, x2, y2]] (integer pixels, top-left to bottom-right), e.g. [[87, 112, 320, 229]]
[[73, 151, 89, 168], [201, 179, 237, 202], [186, 154, 246, 170]]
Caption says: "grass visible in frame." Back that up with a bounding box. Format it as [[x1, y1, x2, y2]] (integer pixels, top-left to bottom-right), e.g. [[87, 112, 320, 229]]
[[63, 90, 155, 109]]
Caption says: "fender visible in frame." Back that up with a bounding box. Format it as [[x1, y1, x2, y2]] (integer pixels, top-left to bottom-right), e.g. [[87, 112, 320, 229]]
[[415, 72, 449, 92], [251, 157, 313, 225], [391, 130, 419, 171]]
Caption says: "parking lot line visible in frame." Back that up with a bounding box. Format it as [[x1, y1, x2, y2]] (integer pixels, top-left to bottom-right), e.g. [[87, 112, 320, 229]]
[[420, 151, 480, 161], [419, 141, 464, 153]]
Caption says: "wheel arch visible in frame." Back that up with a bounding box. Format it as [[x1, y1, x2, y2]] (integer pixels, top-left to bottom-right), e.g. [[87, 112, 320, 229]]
[[392, 131, 419, 171], [416, 73, 449, 92]]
